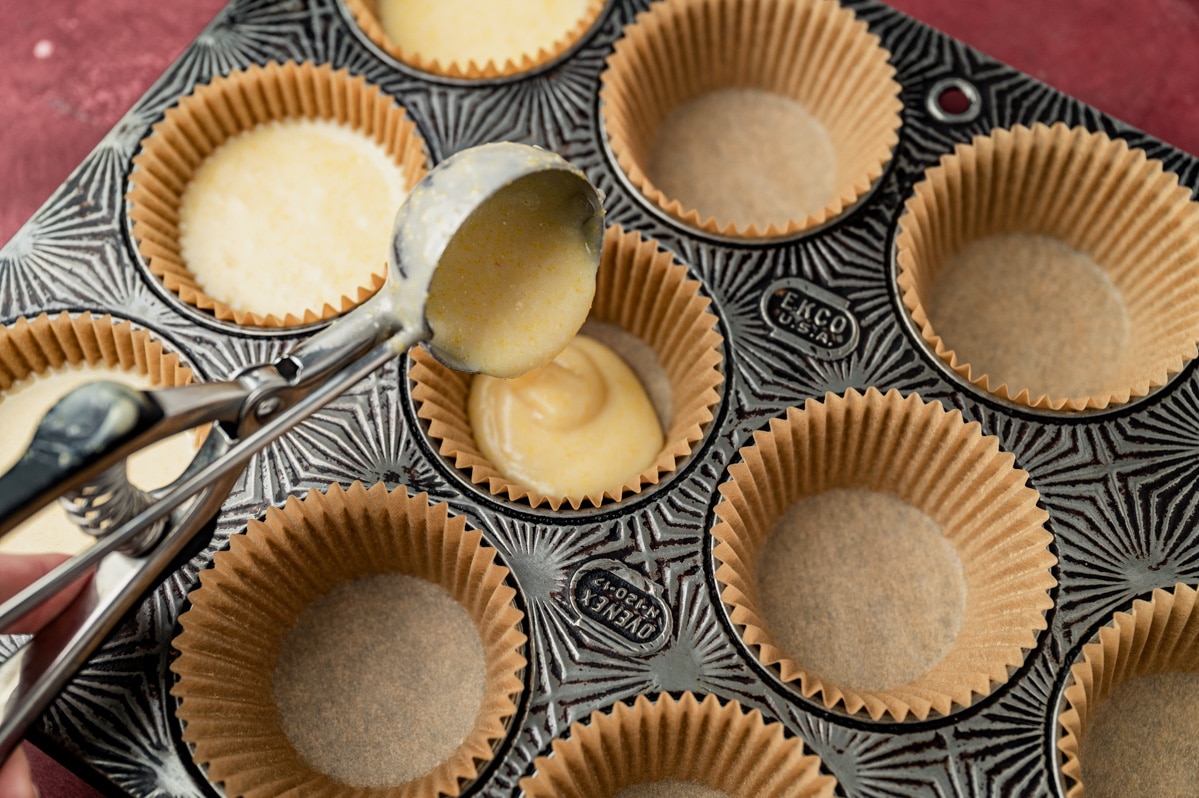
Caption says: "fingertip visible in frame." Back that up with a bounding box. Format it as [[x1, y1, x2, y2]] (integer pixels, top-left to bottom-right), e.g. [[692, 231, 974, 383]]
[[0, 552, 91, 635], [0, 744, 40, 798], [0, 553, 72, 601]]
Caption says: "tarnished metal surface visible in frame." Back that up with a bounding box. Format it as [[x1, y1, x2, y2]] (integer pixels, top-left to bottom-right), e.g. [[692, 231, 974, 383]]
[[2, 0, 1198, 794]]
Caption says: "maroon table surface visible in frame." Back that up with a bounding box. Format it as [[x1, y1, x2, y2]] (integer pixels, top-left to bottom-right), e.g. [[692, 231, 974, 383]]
[[2, 0, 1198, 796], [3, 0, 1199, 246]]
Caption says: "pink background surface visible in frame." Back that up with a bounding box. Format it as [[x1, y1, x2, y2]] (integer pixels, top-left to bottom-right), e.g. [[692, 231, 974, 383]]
[[1, 0, 1197, 794], [3, 0, 1199, 246]]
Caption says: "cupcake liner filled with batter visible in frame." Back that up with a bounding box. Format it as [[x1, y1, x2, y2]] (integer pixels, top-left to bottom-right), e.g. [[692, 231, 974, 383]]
[[409, 224, 723, 510], [170, 481, 527, 798], [599, 0, 902, 238], [519, 692, 836, 797], [710, 388, 1057, 722], [0, 311, 198, 555], [1057, 584, 1199, 797], [127, 60, 429, 328], [344, 0, 606, 79], [895, 122, 1199, 411]]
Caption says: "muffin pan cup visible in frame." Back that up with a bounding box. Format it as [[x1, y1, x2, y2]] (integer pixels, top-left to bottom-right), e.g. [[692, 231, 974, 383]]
[[170, 482, 527, 798], [0, 311, 194, 393], [711, 387, 1057, 722], [0, 312, 202, 554], [520, 692, 836, 797], [410, 223, 723, 510], [344, 0, 607, 79], [600, 0, 902, 238], [895, 122, 1199, 411], [127, 59, 429, 329], [1057, 584, 1199, 797]]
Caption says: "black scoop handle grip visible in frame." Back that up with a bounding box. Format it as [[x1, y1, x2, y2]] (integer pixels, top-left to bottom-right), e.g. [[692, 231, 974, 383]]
[[0, 381, 162, 540]]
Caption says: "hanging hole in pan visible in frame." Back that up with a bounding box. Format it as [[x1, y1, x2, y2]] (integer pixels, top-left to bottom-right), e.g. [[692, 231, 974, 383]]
[[927, 77, 981, 124]]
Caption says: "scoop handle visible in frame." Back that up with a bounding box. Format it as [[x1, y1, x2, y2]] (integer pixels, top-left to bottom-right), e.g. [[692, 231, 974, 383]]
[[0, 381, 247, 543], [0, 331, 416, 765], [0, 383, 162, 537], [0, 432, 235, 768]]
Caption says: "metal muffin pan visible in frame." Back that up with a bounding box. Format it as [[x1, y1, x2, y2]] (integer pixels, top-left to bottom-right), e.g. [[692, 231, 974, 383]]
[[2, 0, 1198, 794]]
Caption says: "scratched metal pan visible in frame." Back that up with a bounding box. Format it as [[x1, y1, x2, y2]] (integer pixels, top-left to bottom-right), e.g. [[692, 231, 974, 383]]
[[2, 0, 1198, 795]]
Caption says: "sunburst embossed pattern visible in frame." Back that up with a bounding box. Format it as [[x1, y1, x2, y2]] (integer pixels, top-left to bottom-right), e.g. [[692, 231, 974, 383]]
[[5, 0, 1199, 795]]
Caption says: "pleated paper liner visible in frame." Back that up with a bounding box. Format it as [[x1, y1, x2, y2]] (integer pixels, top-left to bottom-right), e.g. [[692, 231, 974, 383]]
[[170, 482, 526, 798], [409, 224, 723, 510], [1057, 584, 1199, 797], [710, 388, 1056, 722], [127, 60, 429, 328], [0, 312, 193, 391], [599, 0, 902, 239], [519, 692, 836, 797], [895, 122, 1199, 411], [344, 0, 606, 79], [0, 312, 198, 555]]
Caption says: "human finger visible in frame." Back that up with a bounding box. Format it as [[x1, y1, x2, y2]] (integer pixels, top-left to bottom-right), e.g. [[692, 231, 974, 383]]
[[0, 553, 90, 635], [0, 743, 38, 798]]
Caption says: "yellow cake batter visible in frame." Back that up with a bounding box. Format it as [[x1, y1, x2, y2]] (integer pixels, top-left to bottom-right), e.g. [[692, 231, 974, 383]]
[[0, 365, 198, 555], [469, 334, 663, 497], [425, 174, 598, 378], [179, 118, 408, 320], [377, 0, 589, 69]]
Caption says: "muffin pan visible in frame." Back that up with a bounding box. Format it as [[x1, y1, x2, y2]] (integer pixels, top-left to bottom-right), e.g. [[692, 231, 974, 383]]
[[2, 0, 1199, 795]]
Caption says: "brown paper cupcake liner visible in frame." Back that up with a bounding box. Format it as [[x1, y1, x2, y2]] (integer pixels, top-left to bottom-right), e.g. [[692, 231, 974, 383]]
[[127, 60, 429, 328], [519, 692, 836, 797], [0, 311, 194, 392], [410, 224, 724, 510], [895, 122, 1199, 411], [0, 312, 200, 553], [600, 0, 902, 239], [344, 0, 606, 79], [170, 481, 527, 798], [710, 388, 1056, 721], [1057, 584, 1199, 796]]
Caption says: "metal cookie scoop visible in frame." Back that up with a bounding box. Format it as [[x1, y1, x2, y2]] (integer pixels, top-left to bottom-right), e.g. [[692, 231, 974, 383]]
[[0, 141, 604, 762]]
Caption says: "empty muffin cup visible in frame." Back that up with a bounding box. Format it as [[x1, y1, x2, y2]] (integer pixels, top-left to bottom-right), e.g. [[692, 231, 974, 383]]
[[410, 224, 723, 510], [600, 0, 902, 238], [171, 481, 527, 798], [1057, 584, 1199, 797], [895, 122, 1199, 411], [344, 0, 606, 79], [0, 311, 199, 555], [519, 691, 836, 797], [710, 388, 1056, 721], [128, 60, 429, 328]]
